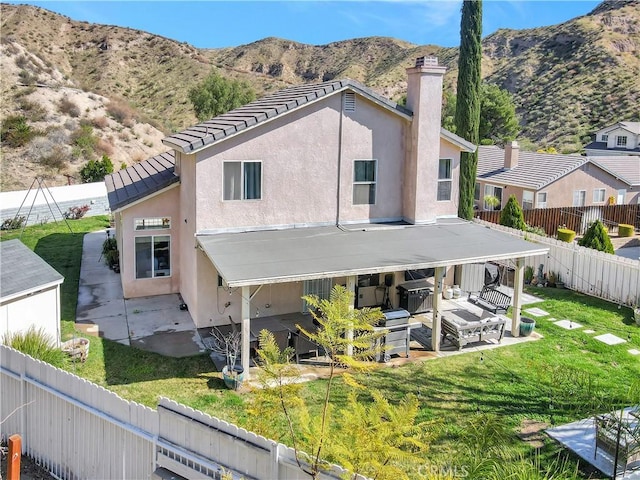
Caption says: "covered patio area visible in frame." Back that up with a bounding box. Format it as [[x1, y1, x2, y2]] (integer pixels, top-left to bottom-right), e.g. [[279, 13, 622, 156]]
[[197, 219, 549, 378]]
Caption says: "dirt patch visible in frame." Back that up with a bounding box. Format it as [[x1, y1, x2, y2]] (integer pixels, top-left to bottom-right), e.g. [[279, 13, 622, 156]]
[[1, 449, 55, 480], [517, 419, 549, 448]]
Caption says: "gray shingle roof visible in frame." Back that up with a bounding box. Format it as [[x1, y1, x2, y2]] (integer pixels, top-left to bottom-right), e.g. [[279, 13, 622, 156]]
[[477, 145, 587, 190], [105, 151, 178, 211], [163, 79, 411, 153], [1, 239, 63, 301], [584, 141, 640, 154], [589, 156, 640, 186]]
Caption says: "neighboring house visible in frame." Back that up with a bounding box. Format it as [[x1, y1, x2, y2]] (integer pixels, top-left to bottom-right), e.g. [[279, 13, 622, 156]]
[[585, 121, 640, 156], [476, 142, 640, 210], [106, 57, 547, 374], [0, 239, 64, 346]]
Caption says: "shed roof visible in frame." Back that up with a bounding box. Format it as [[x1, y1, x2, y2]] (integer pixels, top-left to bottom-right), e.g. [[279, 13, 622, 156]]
[[0, 239, 64, 302], [105, 151, 178, 211], [584, 141, 640, 154], [197, 220, 547, 288], [477, 145, 587, 190], [162, 79, 475, 154]]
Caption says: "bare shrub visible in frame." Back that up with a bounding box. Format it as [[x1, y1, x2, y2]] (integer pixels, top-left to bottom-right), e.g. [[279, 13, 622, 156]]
[[132, 152, 146, 163], [58, 96, 80, 117], [106, 98, 136, 125], [17, 98, 46, 121], [91, 115, 108, 129], [18, 69, 37, 85], [15, 54, 29, 69], [96, 138, 114, 156], [13, 85, 36, 98], [48, 127, 69, 145], [41, 145, 69, 171], [118, 130, 130, 141]]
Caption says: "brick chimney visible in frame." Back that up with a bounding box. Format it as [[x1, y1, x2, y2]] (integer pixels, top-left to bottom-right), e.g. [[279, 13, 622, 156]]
[[403, 57, 447, 224], [504, 141, 519, 170]]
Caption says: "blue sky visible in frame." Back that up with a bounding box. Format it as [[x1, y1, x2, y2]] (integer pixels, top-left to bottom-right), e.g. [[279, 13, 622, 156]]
[[7, 1, 602, 48]]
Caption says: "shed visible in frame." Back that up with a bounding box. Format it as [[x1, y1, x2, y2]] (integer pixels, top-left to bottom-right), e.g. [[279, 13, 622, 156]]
[[0, 239, 64, 346]]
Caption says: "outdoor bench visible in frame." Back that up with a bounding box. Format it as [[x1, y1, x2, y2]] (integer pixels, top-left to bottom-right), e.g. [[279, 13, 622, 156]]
[[468, 286, 511, 314], [441, 315, 506, 350]]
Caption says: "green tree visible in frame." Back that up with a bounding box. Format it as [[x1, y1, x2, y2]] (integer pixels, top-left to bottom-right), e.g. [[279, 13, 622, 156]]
[[80, 154, 114, 183], [454, 0, 483, 220], [499, 195, 526, 230], [188, 69, 256, 121], [249, 285, 427, 479], [441, 90, 457, 133], [578, 219, 614, 254], [479, 84, 520, 144]]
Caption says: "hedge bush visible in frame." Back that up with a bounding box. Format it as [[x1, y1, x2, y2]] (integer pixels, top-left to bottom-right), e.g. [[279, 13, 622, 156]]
[[618, 224, 634, 237], [557, 228, 576, 243]]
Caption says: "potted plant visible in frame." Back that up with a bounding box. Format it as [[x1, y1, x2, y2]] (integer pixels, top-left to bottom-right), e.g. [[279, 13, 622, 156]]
[[208, 326, 244, 390], [524, 265, 534, 285], [555, 272, 565, 289], [520, 317, 536, 337]]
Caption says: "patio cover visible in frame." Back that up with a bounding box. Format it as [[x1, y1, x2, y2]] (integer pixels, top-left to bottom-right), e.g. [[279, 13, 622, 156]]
[[197, 220, 548, 288]]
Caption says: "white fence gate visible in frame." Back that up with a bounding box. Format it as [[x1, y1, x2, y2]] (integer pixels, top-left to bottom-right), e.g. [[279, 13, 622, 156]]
[[0, 346, 358, 480], [475, 220, 640, 307]]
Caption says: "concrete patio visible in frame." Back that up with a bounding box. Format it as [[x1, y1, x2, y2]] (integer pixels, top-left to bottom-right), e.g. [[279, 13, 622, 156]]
[[75, 230, 543, 364]]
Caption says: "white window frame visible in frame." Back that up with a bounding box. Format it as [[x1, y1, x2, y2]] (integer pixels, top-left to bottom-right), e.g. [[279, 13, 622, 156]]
[[522, 190, 534, 210], [483, 184, 503, 211], [302, 278, 332, 313], [601, 134, 608, 142], [573, 190, 586, 207], [536, 192, 547, 208], [223, 160, 262, 201], [616, 136, 627, 147], [593, 188, 606, 204], [134, 234, 171, 279], [437, 158, 452, 201], [353, 159, 377, 205], [134, 217, 171, 231]]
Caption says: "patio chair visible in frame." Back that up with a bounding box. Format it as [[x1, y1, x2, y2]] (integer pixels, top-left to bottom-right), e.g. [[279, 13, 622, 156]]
[[293, 331, 320, 363]]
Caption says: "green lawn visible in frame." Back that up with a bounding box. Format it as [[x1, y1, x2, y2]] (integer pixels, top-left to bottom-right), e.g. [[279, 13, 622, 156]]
[[3, 218, 639, 479]]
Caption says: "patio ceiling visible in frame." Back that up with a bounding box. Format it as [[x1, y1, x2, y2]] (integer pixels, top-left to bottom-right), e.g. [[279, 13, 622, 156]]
[[197, 220, 549, 288]]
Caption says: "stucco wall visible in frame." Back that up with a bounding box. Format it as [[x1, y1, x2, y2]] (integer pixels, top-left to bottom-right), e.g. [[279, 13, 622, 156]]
[[477, 163, 637, 210], [192, 95, 408, 231], [600, 127, 639, 150], [0, 286, 60, 346], [119, 186, 181, 298]]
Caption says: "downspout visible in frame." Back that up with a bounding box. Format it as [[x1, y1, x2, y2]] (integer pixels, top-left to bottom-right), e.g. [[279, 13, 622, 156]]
[[336, 92, 345, 226]]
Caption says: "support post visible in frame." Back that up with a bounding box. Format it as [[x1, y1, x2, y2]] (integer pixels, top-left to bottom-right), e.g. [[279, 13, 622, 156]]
[[512, 258, 524, 337], [8, 434, 22, 480], [431, 266, 444, 352], [241, 286, 251, 379], [346, 275, 356, 356]]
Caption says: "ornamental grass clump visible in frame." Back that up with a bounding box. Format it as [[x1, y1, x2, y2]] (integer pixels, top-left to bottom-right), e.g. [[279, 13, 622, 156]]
[[3, 326, 67, 368]]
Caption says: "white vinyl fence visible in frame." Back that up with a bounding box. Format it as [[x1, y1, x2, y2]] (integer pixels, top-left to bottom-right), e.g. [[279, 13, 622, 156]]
[[475, 219, 640, 307], [0, 346, 358, 480]]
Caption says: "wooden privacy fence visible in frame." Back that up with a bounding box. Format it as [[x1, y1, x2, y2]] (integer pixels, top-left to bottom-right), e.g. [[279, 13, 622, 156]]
[[474, 220, 640, 307], [0, 346, 358, 480], [476, 204, 640, 236]]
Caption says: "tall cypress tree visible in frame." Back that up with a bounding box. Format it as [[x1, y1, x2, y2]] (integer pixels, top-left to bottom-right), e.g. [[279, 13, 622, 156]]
[[455, 0, 483, 220]]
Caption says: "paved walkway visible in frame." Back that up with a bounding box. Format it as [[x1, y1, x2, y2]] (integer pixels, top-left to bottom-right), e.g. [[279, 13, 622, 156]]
[[76, 229, 206, 357]]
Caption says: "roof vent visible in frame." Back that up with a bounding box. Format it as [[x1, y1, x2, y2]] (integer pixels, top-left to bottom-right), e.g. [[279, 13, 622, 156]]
[[343, 92, 356, 112], [415, 56, 438, 67]]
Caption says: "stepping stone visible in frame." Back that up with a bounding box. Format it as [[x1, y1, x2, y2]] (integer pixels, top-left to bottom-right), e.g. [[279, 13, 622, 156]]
[[583, 329, 596, 334], [524, 307, 549, 317], [628, 349, 639, 355], [593, 333, 626, 345], [553, 319, 582, 330]]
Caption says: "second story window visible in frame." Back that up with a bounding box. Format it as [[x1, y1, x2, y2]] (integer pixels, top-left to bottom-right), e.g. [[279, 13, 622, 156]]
[[223, 161, 261, 200], [437, 158, 452, 201], [573, 190, 586, 207], [617, 136, 628, 147], [353, 159, 377, 205]]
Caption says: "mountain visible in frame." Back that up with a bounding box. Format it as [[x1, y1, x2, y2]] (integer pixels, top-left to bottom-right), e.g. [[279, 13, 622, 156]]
[[1, 1, 638, 191]]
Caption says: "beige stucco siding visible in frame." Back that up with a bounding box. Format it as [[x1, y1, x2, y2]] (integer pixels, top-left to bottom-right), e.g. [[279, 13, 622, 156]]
[[119, 187, 181, 298], [192, 95, 407, 231]]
